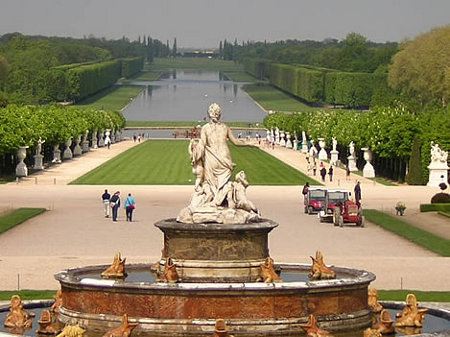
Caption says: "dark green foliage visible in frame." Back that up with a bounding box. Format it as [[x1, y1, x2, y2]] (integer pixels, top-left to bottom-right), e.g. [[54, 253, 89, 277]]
[[430, 193, 450, 204], [243, 58, 272, 80], [364, 209, 450, 256], [420, 202, 450, 212], [405, 137, 423, 185], [120, 57, 144, 78]]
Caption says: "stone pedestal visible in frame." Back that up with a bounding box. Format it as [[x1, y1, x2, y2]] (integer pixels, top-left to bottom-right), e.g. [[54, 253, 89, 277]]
[[330, 150, 339, 166], [362, 148, 375, 178], [63, 139, 73, 160], [348, 155, 358, 171], [91, 131, 98, 149], [16, 146, 29, 177], [82, 131, 90, 153], [427, 166, 449, 187], [279, 130, 286, 147], [34, 154, 44, 170], [302, 140, 308, 153], [98, 130, 105, 147], [73, 136, 82, 156], [52, 145, 61, 164], [285, 132, 292, 149], [318, 138, 328, 161]]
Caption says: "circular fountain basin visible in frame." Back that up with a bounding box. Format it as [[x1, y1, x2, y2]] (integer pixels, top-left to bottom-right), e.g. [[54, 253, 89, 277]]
[[55, 263, 375, 335]]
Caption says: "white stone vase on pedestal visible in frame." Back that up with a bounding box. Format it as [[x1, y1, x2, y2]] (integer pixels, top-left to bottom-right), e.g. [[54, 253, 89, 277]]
[[82, 131, 90, 153], [362, 148, 375, 178], [110, 129, 116, 144], [16, 146, 29, 177], [301, 131, 308, 154], [63, 138, 73, 160], [318, 138, 328, 161], [91, 130, 98, 149], [285, 132, 292, 149], [427, 142, 449, 187], [98, 130, 105, 147], [52, 144, 61, 164], [73, 135, 82, 156], [275, 128, 280, 145], [279, 130, 286, 147]]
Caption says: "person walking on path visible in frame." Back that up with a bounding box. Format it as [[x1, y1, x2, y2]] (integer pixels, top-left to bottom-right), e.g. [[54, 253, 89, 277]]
[[320, 166, 327, 182], [110, 191, 121, 222], [312, 160, 317, 176], [345, 164, 350, 181], [101, 189, 111, 218], [354, 181, 362, 207], [328, 166, 334, 182], [124, 193, 136, 222]]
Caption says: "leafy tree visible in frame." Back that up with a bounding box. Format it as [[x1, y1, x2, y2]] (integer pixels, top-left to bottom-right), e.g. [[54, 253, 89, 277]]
[[406, 136, 423, 185], [0, 55, 9, 89], [172, 38, 177, 58], [388, 25, 450, 106]]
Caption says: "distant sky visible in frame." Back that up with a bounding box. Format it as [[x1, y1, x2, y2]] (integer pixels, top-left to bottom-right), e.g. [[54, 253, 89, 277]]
[[1, 0, 449, 49]]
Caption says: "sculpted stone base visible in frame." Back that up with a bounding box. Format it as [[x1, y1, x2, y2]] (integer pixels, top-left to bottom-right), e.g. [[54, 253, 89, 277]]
[[427, 166, 449, 187]]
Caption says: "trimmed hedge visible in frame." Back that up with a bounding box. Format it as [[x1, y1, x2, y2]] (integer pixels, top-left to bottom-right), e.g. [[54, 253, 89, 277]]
[[243, 58, 272, 80], [420, 203, 450, 212], [120, 57, 144, 78]]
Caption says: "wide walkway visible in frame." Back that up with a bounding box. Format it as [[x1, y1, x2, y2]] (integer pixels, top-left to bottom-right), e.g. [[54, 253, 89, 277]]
[[0, 138, 449, 293]]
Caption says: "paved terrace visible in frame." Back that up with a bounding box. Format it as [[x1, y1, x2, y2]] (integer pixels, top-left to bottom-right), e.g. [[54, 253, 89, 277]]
[[0, 138, 449, 293]]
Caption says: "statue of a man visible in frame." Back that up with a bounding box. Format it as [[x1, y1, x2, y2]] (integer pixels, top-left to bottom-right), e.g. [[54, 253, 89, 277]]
[[332, 137, 337, 151], [349, 141, 355, 157], [200, 103, 244, 207], [36, 137, 45, 156]]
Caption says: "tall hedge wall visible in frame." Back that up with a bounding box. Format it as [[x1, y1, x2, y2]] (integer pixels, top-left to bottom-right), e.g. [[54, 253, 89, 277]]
[[120, 57, 144, 78], [243, 58, 272, 80], [264, 62, 387, 108], [66, 60, 121, 101]]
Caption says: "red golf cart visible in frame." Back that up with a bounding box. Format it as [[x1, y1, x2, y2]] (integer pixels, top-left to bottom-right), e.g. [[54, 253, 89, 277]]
[[332, 199, 365, 227], [304, 187, 327, 214], [318, 189, 350, 222]]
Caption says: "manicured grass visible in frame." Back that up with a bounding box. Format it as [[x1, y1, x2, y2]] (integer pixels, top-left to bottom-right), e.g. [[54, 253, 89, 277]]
[[243, 84, 322, 112], [223, 71, 258, 82], [438, 211, 450, 218], [364, 209, 450, 256], [150, 58, 244, 72], [121, 71, 163, 82], [378, 290, 450, 303], [76, 85, 144, 111], [0, 290, 56, 301], [0, 208, 46, 234], [71, 140, 318, 185], [125, 121, 258, 128]]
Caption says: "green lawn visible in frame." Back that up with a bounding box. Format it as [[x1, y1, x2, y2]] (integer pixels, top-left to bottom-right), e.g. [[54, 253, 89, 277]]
[[0, 290, 56, 301], [364, 209, 450, 256], [223, 71, 258, 83], [0, 208, 46, 234], [76, 85, 144, 111], [121, 71, 163, 82], [378, 290, 450, 302], [71, 140, 317, 185]]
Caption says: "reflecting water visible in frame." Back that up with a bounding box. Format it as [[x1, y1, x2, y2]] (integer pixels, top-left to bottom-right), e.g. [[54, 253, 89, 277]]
[[122, 70, 266, 122]]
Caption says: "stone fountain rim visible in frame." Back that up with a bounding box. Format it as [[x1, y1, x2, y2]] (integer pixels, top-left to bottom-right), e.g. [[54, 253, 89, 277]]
[[155, 218, 278, 231], [54, 262, 376, 291]]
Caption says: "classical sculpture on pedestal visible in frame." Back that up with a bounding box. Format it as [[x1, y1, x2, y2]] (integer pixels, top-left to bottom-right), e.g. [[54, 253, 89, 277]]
[[37, 310, 62, 335], [157, 257, 179, 283], [308, 251, 335, 280], [395, 294, 428, 327], [101, 252, 127, 279], [4, 294, 35, 329], [368, 288, 383, 313], [299, 314, 333, 337], [258, 257, 282, 283], [102, 314, 138, 337], [177, 103, 259, 224], [428, 142, 449, 187]]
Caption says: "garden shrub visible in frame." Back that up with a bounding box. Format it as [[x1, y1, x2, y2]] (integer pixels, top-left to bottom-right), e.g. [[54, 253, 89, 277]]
[[420, 203, 450, 212], [431, 193, 450, 204], [405, 137, 423, 185]]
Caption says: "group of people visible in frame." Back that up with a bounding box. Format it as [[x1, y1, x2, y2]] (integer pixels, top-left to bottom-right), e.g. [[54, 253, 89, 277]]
[[306, 156, 334, 183], [101, 189, 136, 222]]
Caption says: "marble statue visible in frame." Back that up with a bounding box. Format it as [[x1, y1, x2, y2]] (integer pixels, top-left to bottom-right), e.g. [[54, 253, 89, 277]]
[[56, 323, 86, 337], [102, 314, 138, 337], [363, 328, 382, 337], [395, 294, 428, 327], [330, 137, 339, 166], [373, 309, 394, 334], [258, 257, 282, 283], [428, 141, 449, 187], [52, 145, 62, 164], [309, 251, 336, 280], [299, 314, 333, 337], [37, 310, 62, 335], [34, 138, 45, 170], [4, 294, 35, 329], [157, 257, 179, 283], [101, 252, 127, 279], [211, 319, 234, 337], [347, 141, 357, 171], [50, 289, 63, 313], [302, 131, 308, 154], [318, 138, 327, 161], [332, 137, 337, 152], [177, 103, 259, 224], [368, 288, 383, 313], [349, 141, 355, 158]]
